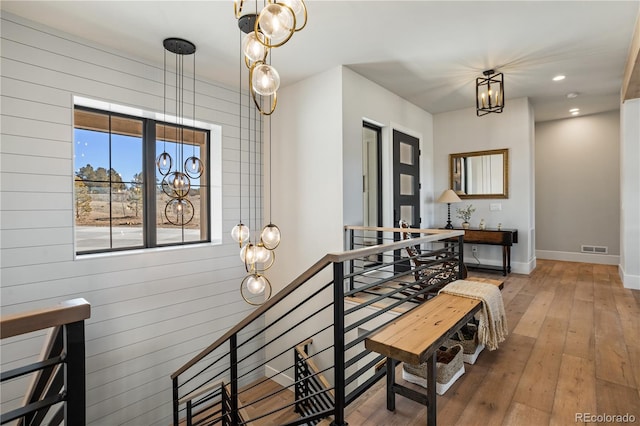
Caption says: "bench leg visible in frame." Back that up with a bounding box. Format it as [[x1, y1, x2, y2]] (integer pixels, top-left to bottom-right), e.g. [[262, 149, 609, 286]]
[[427, 351, 436, 426], [386, 358, 396, 411]]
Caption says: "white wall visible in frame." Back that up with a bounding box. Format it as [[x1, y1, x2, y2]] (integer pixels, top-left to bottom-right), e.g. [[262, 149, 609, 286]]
[[620, 99, 640, 290], [341, 67, 435, 230], [535, 110, 621, 265], [433, 98, 536, 274], [264, 66, 434, 386], [1, 13, 259, 425], [267, 67, 345, 291], [263, 66, 344, 388], [267, 65, 435, 293]]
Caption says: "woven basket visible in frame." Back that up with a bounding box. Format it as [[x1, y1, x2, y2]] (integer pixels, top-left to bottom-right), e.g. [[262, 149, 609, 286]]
[[446, 323, 478, 354], [403, 344, 464, 384]]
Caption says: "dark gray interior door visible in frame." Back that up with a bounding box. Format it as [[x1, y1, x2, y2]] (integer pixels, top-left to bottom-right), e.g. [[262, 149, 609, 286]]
[[393, 130, 420, 271], [393, 129, 421, 229]]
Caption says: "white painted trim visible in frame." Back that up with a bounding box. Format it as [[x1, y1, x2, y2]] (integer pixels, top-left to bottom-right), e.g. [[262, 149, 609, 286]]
[[362, 116, 385, 129], [74, 95, 219, 131], [265, 364, 294, 389], [514, 257, 536, 275], [536, 249, 620, 265], [619, 264, 640, 290]]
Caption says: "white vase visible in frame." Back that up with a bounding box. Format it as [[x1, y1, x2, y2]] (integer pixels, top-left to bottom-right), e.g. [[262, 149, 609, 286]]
[[462, 222, 470, 229]]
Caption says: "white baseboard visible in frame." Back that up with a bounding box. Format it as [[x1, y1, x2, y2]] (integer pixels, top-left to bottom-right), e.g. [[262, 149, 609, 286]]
[[536, 250, 620, 266], [619, 264, 640, 290], [513, 258, 536, 275], [265, 364, 294, 389]]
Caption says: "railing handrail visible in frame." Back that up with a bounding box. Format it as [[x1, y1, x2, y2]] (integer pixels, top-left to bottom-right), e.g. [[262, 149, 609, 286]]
[[344, 225, 456, 234], [335, 227, 463, 263], [171, 227, 462, 379], [1, 299, 89, 425], [0, 298, 90, 339], [171, 254, 333, 379]]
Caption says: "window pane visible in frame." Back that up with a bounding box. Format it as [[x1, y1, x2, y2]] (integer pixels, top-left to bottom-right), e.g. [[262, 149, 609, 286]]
[[111, 132, 143, 184], [400, 142, 414, 165], [400, 205, 414, 224], [400, 174, 414, 195], [185, 185, 203, 242], [156, 123, 209, 245], [75, 128, 110, 177], [74, 182, 111, 252], [74, 109, 145, 253], [111, 188, 143, 249], [157, 185, 189, 244]]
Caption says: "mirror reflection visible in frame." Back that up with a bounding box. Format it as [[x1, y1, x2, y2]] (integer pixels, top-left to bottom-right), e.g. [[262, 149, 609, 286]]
[[450, 148, 508, 199]]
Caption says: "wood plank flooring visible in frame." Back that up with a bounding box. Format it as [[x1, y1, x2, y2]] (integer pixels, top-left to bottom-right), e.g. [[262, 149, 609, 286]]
[[191, 260, 638, 425], [342, 260, 640, 425]]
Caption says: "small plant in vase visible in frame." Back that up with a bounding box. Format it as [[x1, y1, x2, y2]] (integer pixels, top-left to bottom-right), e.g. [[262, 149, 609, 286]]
[[456, 204, 475, 229]]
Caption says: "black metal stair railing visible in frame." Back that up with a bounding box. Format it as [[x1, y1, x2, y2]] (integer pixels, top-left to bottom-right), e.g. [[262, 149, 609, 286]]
[[293, 339, 334, 423], [171, 226, 464, 426], [0, 298, 91, 426]]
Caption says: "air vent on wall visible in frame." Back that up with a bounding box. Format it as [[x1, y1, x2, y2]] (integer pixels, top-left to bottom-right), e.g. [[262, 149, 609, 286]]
[[581, 245, 608, 254]]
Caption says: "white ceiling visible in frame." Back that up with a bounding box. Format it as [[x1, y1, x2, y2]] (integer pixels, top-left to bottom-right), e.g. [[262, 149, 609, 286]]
[[2, 1, 638, 122]]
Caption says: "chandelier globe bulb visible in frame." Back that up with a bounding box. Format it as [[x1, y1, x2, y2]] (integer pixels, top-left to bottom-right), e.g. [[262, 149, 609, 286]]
[[231, 223, 250, 244], [258, 3, 294, 43], [261, 223, 281, 250], [252, 63, 280, 96]]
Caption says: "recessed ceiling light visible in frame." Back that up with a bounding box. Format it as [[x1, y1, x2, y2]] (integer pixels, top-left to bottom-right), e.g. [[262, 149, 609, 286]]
[[566, 92, 579, 98], [571, 111, 580, 116], [569, 108, 580, 113], [553, 75, 566, 81]]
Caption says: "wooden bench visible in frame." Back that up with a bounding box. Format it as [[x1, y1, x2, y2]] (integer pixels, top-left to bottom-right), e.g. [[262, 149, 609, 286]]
[[364, 277, 503, 426]]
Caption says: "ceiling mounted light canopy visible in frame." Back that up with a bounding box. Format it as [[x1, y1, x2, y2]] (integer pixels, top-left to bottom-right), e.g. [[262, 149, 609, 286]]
[[156, 37, 203, 226], [476, 69, 504, 117]]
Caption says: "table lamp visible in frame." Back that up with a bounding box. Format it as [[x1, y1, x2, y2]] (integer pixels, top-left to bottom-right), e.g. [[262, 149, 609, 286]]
[[436, 189, 462, 229]]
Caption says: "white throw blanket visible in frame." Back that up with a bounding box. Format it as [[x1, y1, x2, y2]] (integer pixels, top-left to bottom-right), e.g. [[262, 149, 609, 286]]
[[439, 280, 508, 350]]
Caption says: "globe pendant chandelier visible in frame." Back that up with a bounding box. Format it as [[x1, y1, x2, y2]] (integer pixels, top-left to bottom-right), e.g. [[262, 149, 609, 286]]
[[233, 0, 307, 115], [235, 99, 279, 306], [156, 38, 203, 226], [232, 0, 300, 305]]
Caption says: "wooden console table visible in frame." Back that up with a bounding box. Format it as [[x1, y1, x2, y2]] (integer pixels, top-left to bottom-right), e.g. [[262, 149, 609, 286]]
[[444, 228, 518, 276]]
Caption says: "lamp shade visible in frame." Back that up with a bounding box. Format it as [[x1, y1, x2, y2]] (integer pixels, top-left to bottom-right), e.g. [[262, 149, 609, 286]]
[[437, 189, 462, 204]]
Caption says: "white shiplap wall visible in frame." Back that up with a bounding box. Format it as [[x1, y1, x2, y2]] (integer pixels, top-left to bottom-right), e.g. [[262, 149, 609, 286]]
[[1, 13, 265, 425]]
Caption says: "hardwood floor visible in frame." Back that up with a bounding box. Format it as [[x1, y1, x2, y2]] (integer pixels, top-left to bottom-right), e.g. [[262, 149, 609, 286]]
[[343, 260, 640, 426], [188, 260, 638, 425]]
